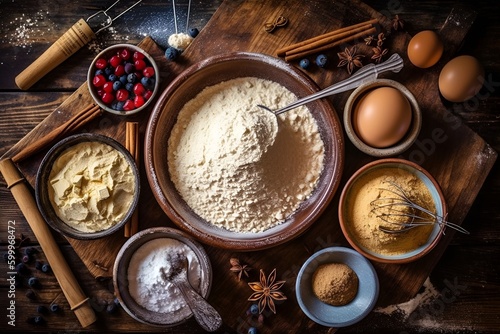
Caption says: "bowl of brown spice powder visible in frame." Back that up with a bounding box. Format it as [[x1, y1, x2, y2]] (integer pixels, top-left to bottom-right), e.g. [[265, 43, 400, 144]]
[[296, 247, 379, 327], [338, 158, 447, 263]]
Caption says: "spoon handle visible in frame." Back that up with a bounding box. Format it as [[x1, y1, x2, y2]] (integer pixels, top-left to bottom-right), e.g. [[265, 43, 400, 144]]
[[273, 53, 404, 115], [175, 280, 223, 332]]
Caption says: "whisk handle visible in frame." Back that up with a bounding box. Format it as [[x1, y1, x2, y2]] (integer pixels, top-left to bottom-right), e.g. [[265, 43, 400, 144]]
[[15, 19, 95, 90]]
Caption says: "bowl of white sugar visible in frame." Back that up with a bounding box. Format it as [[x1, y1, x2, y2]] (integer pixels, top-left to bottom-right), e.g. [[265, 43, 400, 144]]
[[113, 227, 213, 327], [145, 52, 344, 250]]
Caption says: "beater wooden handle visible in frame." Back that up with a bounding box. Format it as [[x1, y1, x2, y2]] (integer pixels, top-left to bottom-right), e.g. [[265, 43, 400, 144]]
[[0, 159, 97, 328], [15, 19, 95, 90]]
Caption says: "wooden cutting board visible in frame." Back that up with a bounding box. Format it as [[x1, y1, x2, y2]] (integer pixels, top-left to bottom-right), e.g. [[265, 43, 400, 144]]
[[3, 0, 497, 331]]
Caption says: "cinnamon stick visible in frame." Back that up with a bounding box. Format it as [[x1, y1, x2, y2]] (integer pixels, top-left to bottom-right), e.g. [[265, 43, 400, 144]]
[[12, 104, 102, 162], [0, 159, 96, 328], [276, 18, 378, 57], [285, 26, 377, 62], [124, 121, 140, 237]]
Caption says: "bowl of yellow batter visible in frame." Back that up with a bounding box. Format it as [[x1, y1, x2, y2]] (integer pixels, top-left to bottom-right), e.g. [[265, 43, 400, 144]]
[[338, 158, 447, 263], [35, 133, 140, 239]]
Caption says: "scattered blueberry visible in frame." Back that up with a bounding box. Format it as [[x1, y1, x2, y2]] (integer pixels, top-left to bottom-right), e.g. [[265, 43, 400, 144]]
[[106, 302, 118, 314], [248, 327, 258, 334], [26, 289, 36, 300], [316, 54, 328, 68], [35, 260, 43, 271], [250, 303, 259, 315], [22, 254, 31, 263], [299, 58, 310, 69], [50, 303, 60, 313], [28, 276, 40, 288], [27, 315, 45, 325], [41, 263, 51, 274], [188, 27, 199, 38], [165, 46, 179, 60], [37, 305, 49, 314], [24, 247, 38, 256], [16, 262, 29, 275]]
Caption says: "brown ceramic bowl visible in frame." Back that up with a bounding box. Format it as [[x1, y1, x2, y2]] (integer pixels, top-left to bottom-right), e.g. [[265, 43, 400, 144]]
[[35, 133, 140, 240], [87, 44, 160, 116], [113, 227, 212, 327], [338, 158, 446, 264], [145, 52, 344, 250], [344, 79, 421, 157]]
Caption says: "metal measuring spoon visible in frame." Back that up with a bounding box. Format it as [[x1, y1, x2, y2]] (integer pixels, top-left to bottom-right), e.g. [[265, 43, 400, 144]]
[[160, 253, 222, 332]]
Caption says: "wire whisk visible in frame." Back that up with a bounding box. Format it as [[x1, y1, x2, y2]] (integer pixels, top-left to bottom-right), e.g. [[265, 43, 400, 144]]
[[370, 181, 469, 235]]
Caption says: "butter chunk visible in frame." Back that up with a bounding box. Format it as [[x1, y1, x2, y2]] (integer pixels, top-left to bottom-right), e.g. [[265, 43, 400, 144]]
[[51, 178, 71, 199]]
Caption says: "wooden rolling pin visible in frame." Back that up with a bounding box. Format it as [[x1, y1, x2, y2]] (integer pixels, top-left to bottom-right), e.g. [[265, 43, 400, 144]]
[[0, 159, 96, 328], [15, 19, 95, 90]]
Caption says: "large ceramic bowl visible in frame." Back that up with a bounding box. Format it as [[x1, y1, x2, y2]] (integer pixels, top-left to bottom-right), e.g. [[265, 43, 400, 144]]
[[35, 133, 140, 239], [296, 247, 379, 327], [145, 52, 344, 250], [338, 158, 447, 263]]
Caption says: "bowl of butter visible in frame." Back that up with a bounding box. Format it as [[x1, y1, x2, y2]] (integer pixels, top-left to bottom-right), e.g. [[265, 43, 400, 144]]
[[35, 133, 140, 239]]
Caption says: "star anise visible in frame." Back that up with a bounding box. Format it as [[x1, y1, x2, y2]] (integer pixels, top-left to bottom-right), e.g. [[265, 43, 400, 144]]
[[371, 46, 388, 63], [230, 257, 251, 281], [248, 268, 287, 314], [392, 15, 405, 31], [364, 35, 375, 45], [337, 46, 364, 75], [377, 32, 386, 47]]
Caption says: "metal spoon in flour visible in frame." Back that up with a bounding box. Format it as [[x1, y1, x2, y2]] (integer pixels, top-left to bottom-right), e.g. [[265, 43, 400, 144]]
[[160, 253, 222, 332], [258, 53, 404, 116]]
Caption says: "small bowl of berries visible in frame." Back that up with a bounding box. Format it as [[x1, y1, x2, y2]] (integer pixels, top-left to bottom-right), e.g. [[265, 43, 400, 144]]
[[88, 44, 160, 115]]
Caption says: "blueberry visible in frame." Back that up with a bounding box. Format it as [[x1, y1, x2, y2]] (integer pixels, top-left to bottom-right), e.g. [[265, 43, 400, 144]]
[[124, 62, 135, 74], [24, 247, 38, 256], [108, 74, 117, 82], [28, 276, 40, 288], [112, 81, 122, 91], [16, 262, 29, 275], [37, 305, 49, 314], [140, 76, 153, 88], [50, 303, 60, 313], [316, 54, 328, 68], [34, 315, 45, 325], [41, 263, 51, 274], [115, 101, 125, 111], [125, 82, 134, 92], [248, 327, 258, 334], [299, 58, 310, 69], [106, 302, 118, 314], [104, 66, 113, 76], [35, 260, 43, 271], [22, 254, 31, 263], [119, 75, 127, 85], [250, 303, 259, 315], [95, 69, 104, 76], [188, 27, 199, 38], [127, 73, 138, 83], [165, 47, 179, 60]]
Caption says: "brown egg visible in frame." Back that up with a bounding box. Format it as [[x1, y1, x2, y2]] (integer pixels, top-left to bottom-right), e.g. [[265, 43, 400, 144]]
[[407, 30, 444, 68], [438, 55, 484, 102], [353, 87, 412, 148]]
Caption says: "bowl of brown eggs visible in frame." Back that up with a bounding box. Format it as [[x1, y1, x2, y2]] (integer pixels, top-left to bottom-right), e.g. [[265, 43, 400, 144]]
[[343, 79, 421, 157]]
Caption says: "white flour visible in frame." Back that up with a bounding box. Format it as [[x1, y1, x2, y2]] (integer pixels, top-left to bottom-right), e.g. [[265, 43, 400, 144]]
[[168, 77, 325, 233], [127, 238, 202, 313]]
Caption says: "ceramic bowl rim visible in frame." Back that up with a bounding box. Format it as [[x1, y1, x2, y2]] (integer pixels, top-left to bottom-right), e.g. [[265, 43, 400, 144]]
[[338, 158, 447, 264], [87, 43, 160, 116], [35, 133, 140, 240], [343, 79, 422, 157], [144, 51, 344, 250], [113, 227, 212, 327], [295, 246, 379, 327]]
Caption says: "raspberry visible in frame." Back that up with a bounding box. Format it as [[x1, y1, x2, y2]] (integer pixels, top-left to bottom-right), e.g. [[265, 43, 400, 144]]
[[102, 92, 115, 104], [123, 99, 135, 111], [92, 74, 106, 87], [114, 64, 125, 77], [134, 59, 146, 71], [133, 83, 145, 95], [109, 55, 122, 68], [116, 89, 129, 102], [120, 48, 131, 60], [102, 81, 114, 93], [133, 51, 145, 61], [134, 95, 145, 108], [143, 66, 155, 78]]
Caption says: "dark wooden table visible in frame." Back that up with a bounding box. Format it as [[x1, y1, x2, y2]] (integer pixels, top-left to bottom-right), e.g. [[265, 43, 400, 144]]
[[1, 0, 499, 333]]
